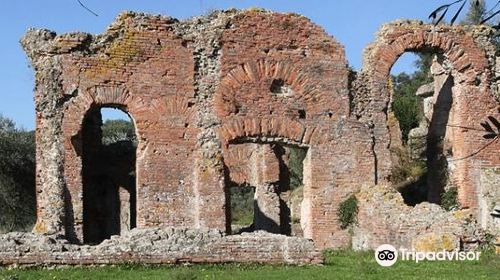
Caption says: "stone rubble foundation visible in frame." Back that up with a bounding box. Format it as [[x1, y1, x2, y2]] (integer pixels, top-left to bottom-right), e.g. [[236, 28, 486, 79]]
[[0, 228, 322, 266]]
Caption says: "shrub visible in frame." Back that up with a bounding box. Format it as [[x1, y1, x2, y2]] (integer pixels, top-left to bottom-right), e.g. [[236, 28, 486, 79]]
[[479, 232, 496, 253], [390, 147, 428, 206], [338, 194, 358, 229], [288, 147, 307, 190], [390, 147, 427, 184], [0, 115, 36, 232], [441, 187, 459, 211]]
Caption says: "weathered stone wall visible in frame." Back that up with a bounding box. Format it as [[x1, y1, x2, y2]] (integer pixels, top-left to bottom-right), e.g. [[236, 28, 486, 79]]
[[7, 10, 499, 265], [353, 185, 481, 251], [0, 228, 321, 266]]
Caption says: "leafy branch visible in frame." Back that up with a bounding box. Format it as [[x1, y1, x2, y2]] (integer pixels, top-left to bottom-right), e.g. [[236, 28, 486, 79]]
[[449, 115, 500, 161], [480, 115, 500, 139]]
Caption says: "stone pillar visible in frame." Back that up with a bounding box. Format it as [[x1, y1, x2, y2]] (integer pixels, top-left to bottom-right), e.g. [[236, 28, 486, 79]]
[[119, 187, 131, 233], [254, 184, 281, 233], [249, 144, 284, 233], [21, 30, 67, 236]]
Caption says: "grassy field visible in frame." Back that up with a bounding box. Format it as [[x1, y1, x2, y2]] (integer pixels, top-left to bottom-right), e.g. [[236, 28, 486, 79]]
[[0, 250, 498, 280]]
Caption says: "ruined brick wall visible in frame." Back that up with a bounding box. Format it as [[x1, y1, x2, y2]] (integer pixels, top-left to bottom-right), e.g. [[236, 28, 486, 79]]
[[214, 11, 376, 248], [20, 10, 375, 251], [357, 21, 500, 229], [17, 9, 500, 262], [353, 184, 480, 251]]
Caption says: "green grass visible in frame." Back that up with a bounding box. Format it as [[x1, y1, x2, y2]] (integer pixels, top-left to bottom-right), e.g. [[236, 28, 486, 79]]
[[1, 250, 498, 280]]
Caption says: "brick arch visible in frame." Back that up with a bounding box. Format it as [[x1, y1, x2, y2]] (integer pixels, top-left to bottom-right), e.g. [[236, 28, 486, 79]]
[[61, 86, 146, 242], [218, 117, 332, 147], [363, 22, 493, 210], [366, 26, 489, 86], [63, 86, 144, 136], [214, 59, 326, 119]]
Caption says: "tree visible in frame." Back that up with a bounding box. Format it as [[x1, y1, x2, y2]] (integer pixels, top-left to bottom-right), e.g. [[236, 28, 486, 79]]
[[462, 0, 487, 24], [101, 119, 136, 145], [391, 53, 432, 142], [0, 114, 36, 233], [0, 116, 15, 132]]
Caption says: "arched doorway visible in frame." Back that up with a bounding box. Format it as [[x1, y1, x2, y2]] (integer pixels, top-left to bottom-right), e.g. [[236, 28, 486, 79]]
[[224, 141, 309, 237], [389, 51, 456, 207], [82, 106, 137, 244]]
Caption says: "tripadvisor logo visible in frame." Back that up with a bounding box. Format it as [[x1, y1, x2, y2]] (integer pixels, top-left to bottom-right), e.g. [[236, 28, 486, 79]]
[[375, 244, 398, 267], [374, 244, 481, 267]]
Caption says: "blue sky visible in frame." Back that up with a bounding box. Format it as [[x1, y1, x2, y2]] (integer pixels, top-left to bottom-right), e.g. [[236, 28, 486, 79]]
[[0, 0, 473, 129]]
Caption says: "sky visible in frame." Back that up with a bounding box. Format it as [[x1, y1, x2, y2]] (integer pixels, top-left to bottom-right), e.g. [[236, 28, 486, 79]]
[[0, 0, 475, 129]]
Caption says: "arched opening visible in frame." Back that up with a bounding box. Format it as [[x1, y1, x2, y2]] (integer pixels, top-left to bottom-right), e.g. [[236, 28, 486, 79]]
[[82, 106, 137, 244], [389, 51, 456, 207], [224, 141, 307, 236]]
